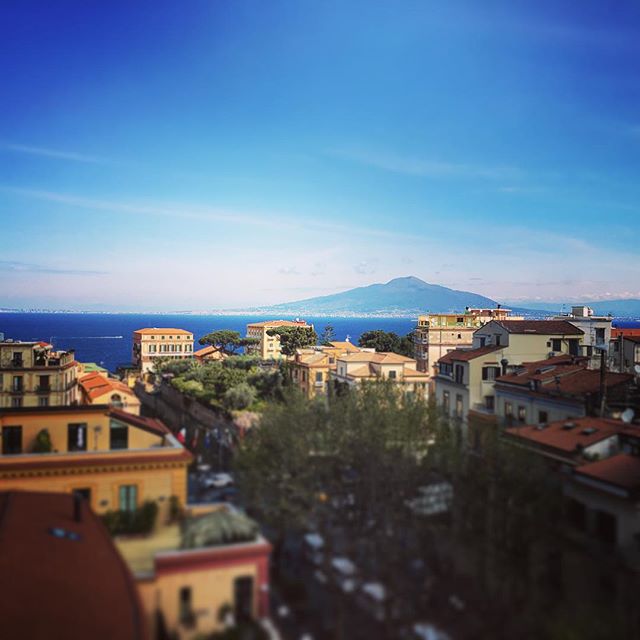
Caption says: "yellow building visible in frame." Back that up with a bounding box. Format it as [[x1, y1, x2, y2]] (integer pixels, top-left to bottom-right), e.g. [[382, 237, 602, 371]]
[[78, 370, 142, 415], [291, 341, 363, 397], [0, 338, 78, 409], [414, 307, 516, 375], [194, 345, 227, 363], [331, 351, 430, 396], [245, 320, 311, 360], [0, 405, 191, 519], [435, 319, 585, 426], [133, 328, 194, 373], [117, 505, 271, 639]]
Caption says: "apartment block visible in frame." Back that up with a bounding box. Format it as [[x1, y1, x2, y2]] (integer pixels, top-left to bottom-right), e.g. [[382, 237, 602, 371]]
[[245, 320, 311, 360], [0, 339, 78, 409], [413, 307, 517, 375], [133, 328, 194, 373]]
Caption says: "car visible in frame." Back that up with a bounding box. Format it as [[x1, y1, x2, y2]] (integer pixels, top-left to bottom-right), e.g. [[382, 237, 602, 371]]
[[202, 472, 234, 489]]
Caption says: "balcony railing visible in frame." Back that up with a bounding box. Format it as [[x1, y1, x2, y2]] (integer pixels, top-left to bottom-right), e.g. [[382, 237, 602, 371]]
[[36, 385, 51, 394]]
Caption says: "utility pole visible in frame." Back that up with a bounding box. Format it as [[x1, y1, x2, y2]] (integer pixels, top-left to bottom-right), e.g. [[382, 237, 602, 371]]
[[599, 347, 607, 418]]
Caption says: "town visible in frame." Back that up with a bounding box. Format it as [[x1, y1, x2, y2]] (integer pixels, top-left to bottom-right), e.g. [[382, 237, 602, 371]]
[[1, 305, 639, 639]]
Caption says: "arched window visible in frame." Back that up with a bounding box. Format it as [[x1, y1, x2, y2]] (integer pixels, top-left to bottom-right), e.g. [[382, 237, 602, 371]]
[[110, 394, 123, 409]]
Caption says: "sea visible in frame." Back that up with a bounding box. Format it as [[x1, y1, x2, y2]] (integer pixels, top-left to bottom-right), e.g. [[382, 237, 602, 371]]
[[0, 313, 417, 373]]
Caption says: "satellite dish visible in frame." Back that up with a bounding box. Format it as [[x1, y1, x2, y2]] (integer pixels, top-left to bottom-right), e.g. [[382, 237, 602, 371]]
[[621, 408, 635, 424]]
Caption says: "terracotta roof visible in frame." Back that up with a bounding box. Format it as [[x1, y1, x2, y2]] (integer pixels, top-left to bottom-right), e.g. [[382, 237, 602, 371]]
[[504, 417, 623, 455], [495, 320, 583, 335], [133, 328, 192, 336], [0, 491, 148, 639], [327, 341, 360, 352], [109, 408, 171, 436], [194, 345, 226, 358], [438, 345, 502, 364], [296, 352, 328, 366], [402, 368, 430, 378], [339, 352, 414, 364], [575, 454, 640, 493], [79, 371, 136, 401], [246, 320, 309, 328]]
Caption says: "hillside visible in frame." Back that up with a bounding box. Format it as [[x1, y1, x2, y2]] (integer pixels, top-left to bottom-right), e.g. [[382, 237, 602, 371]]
[[254, 276, 497, 316]]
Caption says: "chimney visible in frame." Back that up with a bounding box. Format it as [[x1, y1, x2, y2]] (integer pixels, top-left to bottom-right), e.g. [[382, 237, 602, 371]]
[[73, 492, 83, 523]]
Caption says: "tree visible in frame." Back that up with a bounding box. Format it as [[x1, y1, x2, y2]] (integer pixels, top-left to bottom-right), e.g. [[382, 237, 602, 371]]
[[224, 382, 257, 410], [358, 329, 402, 353], [266, 326, 318, 356], [320, 324, 336, 346], [32, 428, 52, 453], [199, 330, 259, 355], [358, 329, 415, 357]]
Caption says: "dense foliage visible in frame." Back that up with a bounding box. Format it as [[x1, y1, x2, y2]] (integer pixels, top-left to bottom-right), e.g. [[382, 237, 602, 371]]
[[198, 329, 259, 355], [155, 356, 286, 412], [102, 500, 159, 536], [265, 326, 318, 356], [357, 329, 415, 357]]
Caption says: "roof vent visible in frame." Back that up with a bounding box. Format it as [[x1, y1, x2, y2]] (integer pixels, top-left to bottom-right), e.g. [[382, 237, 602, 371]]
[[562, 422, 577, 430], [581, 427, 598, 436]]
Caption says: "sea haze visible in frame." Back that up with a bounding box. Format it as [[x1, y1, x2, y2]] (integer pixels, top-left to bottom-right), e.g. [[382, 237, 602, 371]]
[[0, 313, 417, 372]]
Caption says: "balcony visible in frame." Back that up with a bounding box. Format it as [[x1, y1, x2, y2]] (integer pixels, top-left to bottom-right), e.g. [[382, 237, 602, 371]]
[[36, 385, 52, 394], [10, 387, 25, 395], [10, 359, 24, 368]]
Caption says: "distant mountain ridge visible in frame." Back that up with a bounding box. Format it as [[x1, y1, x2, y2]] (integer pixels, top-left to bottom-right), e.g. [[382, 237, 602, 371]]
[[252, 276, 498, 316]]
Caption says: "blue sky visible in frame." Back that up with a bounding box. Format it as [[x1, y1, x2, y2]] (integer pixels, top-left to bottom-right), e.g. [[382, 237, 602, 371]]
[[1, 1, 639, 310]]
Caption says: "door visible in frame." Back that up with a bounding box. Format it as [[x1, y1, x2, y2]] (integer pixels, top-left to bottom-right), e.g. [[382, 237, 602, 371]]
[[234, 576, 254, 621]]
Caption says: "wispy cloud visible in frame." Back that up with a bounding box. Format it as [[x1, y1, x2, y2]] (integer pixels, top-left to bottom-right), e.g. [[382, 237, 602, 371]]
[[330, 148, 521, 181], [0, 260, 107, 275], [0, 142, 113, 165], [278, 266, 300, 276], [0, 185, 420, 244]]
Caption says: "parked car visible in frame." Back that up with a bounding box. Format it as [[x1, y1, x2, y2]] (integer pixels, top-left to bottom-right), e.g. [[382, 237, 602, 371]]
[[303, 532, 325, 566], [202, 472, 234, 489]]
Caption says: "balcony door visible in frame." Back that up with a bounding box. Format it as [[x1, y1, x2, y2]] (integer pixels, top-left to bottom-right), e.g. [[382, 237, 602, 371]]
[[2, 426, 22, 455]]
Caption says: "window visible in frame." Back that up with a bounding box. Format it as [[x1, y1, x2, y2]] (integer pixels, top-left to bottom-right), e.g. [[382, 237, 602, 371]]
[[11, 397, 23, 408], [485, 395, 495, 411], [12, 376, 23, 392], [73, 488, 91, 504], [479, 337, 486, 347], [482, 366, 500, 381], [517, 406, 527, 422], [495, 334, 502, 346], [388, 370, 397, 380], [315, 372, 323, 383], [2, 426, 22, 454], [302, 371, 306, 382], [12, 352, 23, 367], [119, 485, 137, 512], [455, 394, 463, 418], [110, 425, 128, 450], [595, 510, 617, 547], [38, 396, 49, 407], [442, 391, 450, 413], [505, 402, 513, 417], [67, 423, 87, 452], [179, 587, 194, 626], [551, 339, 562, 352], [566, 498, 586, 531], [538, 410, 548, 424], [568, 339, 580, 356], [38, 375, 50, 391], [454, 365, 464, 384]]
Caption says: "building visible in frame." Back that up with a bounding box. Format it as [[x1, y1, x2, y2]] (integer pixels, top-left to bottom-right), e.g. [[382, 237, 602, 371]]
[[0, 338, 78, 409], [331, 351, 430, 396], [133, 328, 194, 373], [0, 405, 191, 519], [552, 306, 612, 368], [78, 370, 142, 414], [245, 320, 311, 360], [434, 320, 585, 424], [494, 356, 635, 427], [414, 307, 516, 374], [611, 320, 640, 340], [0, 490, 148, 640], [116, 504, 271, 639], [610, 335, 640, 374], [194, 344, 227, 363], [291, 340, 363, 397]]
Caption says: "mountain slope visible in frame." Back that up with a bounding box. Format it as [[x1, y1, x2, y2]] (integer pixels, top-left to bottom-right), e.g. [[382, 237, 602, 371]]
[[256, 276, 497, 315]]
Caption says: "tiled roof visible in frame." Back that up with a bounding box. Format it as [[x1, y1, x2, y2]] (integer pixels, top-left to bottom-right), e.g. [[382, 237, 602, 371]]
[[79, 371, 135, 401], [246, 320, 309, 328], [438, 345, 502, 364], [327, 341, 360, 352], [108, 408, 170, 436], [133, 328, 192, 335], [340, 352, 414, 364], [575, 454, 640, 493], [504, 417, 623, 455], [495, 320, 583, 335], [0, 491, 147, 640], [194, 345, 226, 358]]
